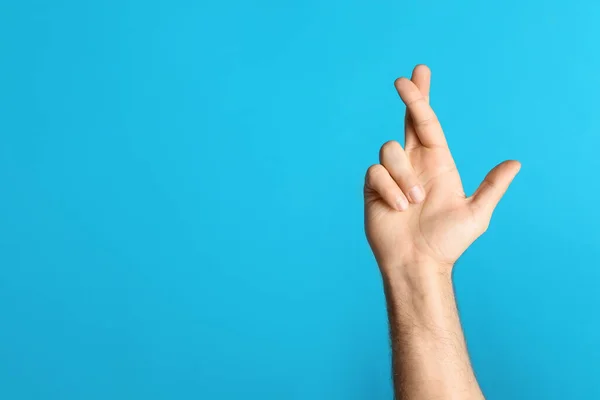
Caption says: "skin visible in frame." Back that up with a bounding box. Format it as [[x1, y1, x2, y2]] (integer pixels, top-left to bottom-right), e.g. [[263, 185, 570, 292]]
[[364, 65, 520, 400]]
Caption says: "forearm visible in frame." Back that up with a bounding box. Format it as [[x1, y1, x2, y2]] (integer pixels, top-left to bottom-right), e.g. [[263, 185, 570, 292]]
[[382, 262, 484, 400]]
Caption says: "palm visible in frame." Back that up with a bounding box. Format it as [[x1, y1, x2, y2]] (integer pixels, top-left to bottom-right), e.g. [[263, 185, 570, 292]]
[[409, 148, 478, 263], [365, 65, 520, 268]]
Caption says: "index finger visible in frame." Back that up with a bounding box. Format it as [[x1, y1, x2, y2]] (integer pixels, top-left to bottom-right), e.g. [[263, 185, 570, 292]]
[[394, 77, 446, 148]]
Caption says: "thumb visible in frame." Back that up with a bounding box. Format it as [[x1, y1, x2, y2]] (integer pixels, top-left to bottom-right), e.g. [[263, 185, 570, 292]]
[[470, 160, 521, 219]]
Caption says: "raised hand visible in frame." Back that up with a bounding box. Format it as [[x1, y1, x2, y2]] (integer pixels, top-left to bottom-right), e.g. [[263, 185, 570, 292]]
[[364, 65, 520, 272]]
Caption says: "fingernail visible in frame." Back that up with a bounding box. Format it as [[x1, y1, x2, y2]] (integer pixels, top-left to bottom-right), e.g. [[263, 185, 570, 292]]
[[407, 185, 425, 203], [396, 196, 409, 211]]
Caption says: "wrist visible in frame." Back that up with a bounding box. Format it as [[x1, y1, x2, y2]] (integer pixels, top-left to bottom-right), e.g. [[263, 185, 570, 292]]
[[380, 259, 456, 329], [380, 257, 453, 289]]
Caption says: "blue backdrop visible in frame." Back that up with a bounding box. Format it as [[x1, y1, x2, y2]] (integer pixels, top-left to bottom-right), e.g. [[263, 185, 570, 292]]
[[1, 0, 599, 399]]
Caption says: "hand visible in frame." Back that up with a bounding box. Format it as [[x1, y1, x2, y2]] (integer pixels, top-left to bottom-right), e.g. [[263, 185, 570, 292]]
[[364, 65, 520, 273]]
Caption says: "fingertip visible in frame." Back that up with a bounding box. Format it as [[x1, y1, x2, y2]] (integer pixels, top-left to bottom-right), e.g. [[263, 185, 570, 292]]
[[394, 77, 420, 98], [407, 184, 426, 204], [394, 76, 408, 88], [395, 195, 409, 211], [505, 160, 522, 176], [413, 64, 431, 76]]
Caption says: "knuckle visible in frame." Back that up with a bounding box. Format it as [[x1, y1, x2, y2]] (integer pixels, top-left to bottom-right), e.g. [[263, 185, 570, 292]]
[[367, 163, 383, 175], [482, 178, 498, 191], [413, 114, 439, 128], [405, 95, 427, 107], [365, 164, 385, 184], [379, 140, 402, 160]]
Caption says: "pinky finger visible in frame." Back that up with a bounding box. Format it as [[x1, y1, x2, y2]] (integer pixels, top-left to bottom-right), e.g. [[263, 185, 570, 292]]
[[364, 164, 409, 211]]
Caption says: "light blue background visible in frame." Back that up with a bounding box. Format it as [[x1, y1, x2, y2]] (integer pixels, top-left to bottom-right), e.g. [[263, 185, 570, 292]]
[[1, 0, 599, 399]]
